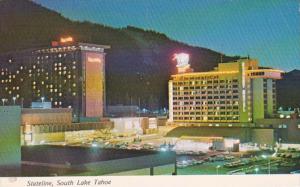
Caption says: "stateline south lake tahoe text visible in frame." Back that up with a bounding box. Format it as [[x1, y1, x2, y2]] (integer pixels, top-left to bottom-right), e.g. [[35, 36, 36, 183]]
[[27, 179, 112, 187]]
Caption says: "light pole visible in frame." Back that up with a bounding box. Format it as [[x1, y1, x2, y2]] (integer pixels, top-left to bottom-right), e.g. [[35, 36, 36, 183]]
[[255, 167, 259, 174], [262, 155, 270, 174], [1, 98, 5, 106], [216, 165, 221, 175], [12, 96, 16, 105]]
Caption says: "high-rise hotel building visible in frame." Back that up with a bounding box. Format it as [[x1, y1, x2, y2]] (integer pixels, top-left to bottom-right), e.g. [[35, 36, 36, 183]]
[[168, 59, 283, 126], [0, 38, 109, 120]]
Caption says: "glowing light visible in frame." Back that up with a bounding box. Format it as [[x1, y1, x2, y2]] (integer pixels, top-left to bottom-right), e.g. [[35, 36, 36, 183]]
[[60, 37, 73, 43], [173, 53, 190, 68], [87, 57, 101, 63]]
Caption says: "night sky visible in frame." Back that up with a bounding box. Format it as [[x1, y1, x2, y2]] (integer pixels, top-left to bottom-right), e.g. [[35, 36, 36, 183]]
[[35, 0, 300, 71]]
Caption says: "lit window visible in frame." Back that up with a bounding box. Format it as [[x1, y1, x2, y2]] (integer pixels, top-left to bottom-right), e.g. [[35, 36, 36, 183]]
[[72, 66, 76, 70], [72, 83, 76, 87], [20, 66, 23, 70], [72, 92, 76, 96], [59, 93, 62, 96]]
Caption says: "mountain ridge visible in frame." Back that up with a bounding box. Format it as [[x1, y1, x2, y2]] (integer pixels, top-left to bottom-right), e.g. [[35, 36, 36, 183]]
[[0, 0, 241, 110]]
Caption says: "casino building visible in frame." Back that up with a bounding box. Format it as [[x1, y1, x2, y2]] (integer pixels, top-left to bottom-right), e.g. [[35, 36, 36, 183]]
[[0, 38, 109, 121], [168, 58, 284, 127]]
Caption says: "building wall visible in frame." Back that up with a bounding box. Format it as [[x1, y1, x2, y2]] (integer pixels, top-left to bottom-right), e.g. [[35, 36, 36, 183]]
[[21, 108, 72, 125], [110, 117, 146, 135], [168, 59, 282, 125], [251, 129, 274, 145], [82, 51, 106, 117], [252, 78, 264, 121], [168, 81, 173, 121], [0, 106, 21, 176], [82, 153, 176, 176], [166, 126, 252, 143]]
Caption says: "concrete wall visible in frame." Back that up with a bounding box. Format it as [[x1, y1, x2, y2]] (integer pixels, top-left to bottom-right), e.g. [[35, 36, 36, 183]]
[[21, 108, 72, 125], [252, 78, 264, 121], [110, 117, 146, 135], [251, 129, 274, 145], [81, 152, 176, 176], [0, 106, 21, 176], [166, 127, 252, 143], [32, 132, 65, 145]]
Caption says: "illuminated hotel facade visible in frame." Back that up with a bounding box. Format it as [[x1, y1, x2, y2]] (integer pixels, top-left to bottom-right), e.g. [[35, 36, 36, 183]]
[[0, 39, 109, 120], [168, 59, 283, 126]]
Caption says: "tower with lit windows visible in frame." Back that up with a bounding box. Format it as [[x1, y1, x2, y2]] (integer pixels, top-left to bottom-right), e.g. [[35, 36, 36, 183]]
[[0, 38, 110, 121], [168, 58, 283, 126]]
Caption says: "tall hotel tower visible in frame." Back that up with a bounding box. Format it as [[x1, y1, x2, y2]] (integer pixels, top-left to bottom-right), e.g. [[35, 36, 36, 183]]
[[168, 58, 283, 127], [0, 37, 109, 120]]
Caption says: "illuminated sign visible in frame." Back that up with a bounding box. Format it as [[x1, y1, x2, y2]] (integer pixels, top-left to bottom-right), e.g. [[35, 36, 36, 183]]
[[173, 53, 190, 68], [60, 37, 73, 43], [87, 57, 101, 63]]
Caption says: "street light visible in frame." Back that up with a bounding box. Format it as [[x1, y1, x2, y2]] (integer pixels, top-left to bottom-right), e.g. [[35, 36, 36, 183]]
[[262, 155, 270, 174], [1, 98, 5, 106], [255, 167, 259, 174], [216, 165, 221, 175], [41, 97, 45, 103], [12, 96, 16, 105]]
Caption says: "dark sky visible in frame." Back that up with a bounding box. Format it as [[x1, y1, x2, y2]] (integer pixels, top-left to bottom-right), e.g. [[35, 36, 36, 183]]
[[35, 0, 300, 71]]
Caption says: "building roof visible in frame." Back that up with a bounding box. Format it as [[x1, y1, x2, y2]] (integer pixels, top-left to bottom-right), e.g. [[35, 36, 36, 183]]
[[21, 145, 166, 165], [21, 108, 72, 114]]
